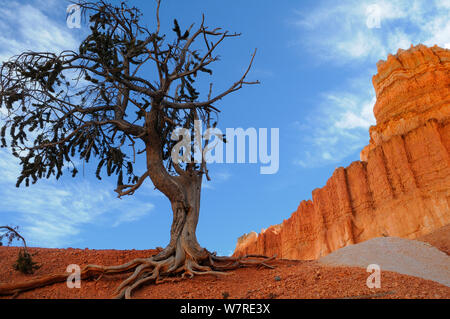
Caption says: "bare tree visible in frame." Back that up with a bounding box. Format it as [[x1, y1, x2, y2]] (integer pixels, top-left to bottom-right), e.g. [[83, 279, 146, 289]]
[[0, 0, 274, 298]]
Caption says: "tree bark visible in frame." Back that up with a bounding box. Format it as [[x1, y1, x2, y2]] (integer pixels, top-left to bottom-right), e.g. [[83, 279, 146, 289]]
[[145, 106, 207, 265], [153, 174, 208, 266]]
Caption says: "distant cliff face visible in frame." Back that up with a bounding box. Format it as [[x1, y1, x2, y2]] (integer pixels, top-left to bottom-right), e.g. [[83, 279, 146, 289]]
[[234, 44, 450, 260]]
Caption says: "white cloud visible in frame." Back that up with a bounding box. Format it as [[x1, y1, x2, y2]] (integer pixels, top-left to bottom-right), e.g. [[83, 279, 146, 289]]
[[332, 94, 376, 130], [112, 203, 155, 228], [294, 83, 376, 168], [0, 1, 79, 63], [0, 148, 154, 247], [294, 0, 450, 64], [0, 2, 154, 247]]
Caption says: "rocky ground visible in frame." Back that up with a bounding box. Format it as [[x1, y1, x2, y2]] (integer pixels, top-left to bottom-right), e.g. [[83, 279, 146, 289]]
[[0, 227, 449, 299]]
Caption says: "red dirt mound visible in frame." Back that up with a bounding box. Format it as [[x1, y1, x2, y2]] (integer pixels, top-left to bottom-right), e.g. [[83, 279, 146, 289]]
[[0, 246, 449, 299]]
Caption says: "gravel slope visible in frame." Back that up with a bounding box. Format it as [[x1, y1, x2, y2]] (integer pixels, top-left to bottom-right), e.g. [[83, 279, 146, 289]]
[[319, 237, 450, 287]]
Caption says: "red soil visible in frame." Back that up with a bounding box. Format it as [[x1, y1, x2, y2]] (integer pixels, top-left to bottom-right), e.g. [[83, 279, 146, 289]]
[[0, 245, 448, 299]]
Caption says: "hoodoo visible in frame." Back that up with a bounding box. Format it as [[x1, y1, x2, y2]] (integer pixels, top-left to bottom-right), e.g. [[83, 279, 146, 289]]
[[234, 44, 450, 260]]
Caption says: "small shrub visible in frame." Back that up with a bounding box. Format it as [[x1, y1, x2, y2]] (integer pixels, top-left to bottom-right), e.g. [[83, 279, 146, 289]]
[[13, 249, 40, 274], [1, 225, 41, 274]]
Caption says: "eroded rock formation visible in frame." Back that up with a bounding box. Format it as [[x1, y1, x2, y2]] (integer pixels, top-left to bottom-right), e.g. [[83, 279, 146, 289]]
[[234, 44, 450, 260]]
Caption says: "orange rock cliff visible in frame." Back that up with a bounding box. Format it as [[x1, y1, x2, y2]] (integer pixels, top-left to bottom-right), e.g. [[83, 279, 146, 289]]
[[234, 44, 450, 260]]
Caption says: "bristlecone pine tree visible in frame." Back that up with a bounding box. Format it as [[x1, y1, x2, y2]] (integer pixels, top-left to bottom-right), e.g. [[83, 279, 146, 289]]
[[0, 0, 274, 298]]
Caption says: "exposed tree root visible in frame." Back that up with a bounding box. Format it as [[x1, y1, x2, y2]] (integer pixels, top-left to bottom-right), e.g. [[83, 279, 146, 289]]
[[0, 251, 276, 299]]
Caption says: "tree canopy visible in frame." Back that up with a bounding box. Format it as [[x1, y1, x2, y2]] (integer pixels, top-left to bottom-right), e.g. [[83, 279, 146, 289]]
[[0, 0, 258, 197]]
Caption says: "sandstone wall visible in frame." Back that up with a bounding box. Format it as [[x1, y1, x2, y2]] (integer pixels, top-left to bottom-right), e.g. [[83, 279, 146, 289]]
[[234, 45, 450, 260]]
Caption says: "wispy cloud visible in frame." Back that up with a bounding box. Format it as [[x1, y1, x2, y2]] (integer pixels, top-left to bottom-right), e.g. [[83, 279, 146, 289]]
[[0, 148, 154, 247], [0, 1, 79, 63], [293, 0, 450, 64], [293, 78, 376, 168], [0, 1, 154, 247]]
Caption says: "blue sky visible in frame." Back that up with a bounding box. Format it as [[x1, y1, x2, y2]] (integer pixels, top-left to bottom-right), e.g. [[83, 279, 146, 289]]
[[0, 0, 449, 256]]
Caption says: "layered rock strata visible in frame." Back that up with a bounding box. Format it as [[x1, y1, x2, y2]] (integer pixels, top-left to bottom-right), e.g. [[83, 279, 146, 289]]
[[234, 45, 450, 260]]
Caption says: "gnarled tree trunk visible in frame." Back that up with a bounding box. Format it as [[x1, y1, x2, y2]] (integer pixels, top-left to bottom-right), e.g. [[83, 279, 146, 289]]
[[153, 174, 208, 266], [144, 106, 209, 266]]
